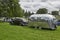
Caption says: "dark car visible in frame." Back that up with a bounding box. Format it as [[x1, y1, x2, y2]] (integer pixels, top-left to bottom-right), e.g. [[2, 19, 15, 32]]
[[56, 20, 60, 26], [9, 18, 28, 26]]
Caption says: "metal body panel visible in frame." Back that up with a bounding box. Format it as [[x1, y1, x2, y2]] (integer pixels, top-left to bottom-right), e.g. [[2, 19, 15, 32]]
[[29, 14, 57, 29]]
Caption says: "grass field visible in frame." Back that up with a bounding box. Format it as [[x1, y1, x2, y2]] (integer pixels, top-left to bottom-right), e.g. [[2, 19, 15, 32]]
[[0, 22, 60, 40]]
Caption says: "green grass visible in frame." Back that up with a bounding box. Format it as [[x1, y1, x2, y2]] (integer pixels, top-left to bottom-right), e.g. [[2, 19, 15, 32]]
[[0, 22, 60, 40]]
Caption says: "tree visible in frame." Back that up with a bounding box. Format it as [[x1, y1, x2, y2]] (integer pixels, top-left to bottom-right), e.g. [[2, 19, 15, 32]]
[[36, 8, 48, 14], [51, 11, 59, 15], [31, 12, 34, 15], [24, 11, 32, 18], [0, 0, 24, 17], [11, 0, 24, 17]]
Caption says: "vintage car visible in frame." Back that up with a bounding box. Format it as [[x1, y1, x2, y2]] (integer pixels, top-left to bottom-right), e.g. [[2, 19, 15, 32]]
[[28, 14, 57, 30], [9, 18, 28, 26]]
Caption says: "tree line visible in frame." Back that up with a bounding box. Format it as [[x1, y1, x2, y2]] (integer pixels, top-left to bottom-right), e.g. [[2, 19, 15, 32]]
[[0, 0, 59, 18], [24, 8, 59, 18]]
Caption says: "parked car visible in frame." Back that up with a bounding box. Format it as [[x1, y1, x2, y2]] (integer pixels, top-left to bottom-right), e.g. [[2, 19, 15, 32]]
[[9, 18, 28, 26], [56, 20, 60, 26]]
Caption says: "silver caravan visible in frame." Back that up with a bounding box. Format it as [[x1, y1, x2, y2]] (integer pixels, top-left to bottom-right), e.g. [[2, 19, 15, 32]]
[[29, 14, 57, 30]]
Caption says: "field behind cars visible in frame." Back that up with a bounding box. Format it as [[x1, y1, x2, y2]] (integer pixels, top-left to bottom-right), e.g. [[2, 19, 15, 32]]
[[0, 22, 60, 40]]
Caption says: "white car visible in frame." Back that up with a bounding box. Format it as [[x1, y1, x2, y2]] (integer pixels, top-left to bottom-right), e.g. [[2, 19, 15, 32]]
[[29, 14, 57, 30]]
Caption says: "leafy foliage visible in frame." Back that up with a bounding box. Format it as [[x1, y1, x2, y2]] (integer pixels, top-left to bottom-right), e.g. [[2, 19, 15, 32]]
[[0, 0, 24, 17], [36, 8, 48, 14], [24, 11, 32, 18], [51, 11, 59, 15]]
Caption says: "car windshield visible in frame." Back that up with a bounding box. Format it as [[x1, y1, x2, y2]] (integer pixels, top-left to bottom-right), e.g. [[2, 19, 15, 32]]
[[20, 18, 28, 22]]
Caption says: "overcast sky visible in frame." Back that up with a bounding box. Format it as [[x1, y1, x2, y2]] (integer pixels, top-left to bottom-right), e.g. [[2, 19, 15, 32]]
[[19, 0, 60, 13]]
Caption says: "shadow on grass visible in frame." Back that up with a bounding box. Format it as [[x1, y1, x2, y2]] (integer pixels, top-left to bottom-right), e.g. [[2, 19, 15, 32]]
[[29, 26, 56, 31], [9, 23, 56, 31]]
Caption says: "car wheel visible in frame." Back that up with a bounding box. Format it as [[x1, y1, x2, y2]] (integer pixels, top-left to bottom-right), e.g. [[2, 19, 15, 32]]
[[19, 22, 24, 26], [10, 21, 14, 25], [54, 25, 57, 29], [21, 23, 25, 26]]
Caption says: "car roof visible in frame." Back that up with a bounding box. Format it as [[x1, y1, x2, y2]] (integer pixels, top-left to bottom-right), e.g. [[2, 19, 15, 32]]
[[16, 18, 28, 22]]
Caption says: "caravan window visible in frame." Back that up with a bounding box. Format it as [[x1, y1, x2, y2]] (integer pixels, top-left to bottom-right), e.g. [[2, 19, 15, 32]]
[[43, 17, 49, 20], [31, 17, 37, 21], [40, 19, 47, 22], [37, 17, 46, 22]]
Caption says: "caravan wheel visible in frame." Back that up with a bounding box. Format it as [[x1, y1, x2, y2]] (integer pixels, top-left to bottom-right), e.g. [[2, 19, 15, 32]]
[[50, 25, 57, 30]]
